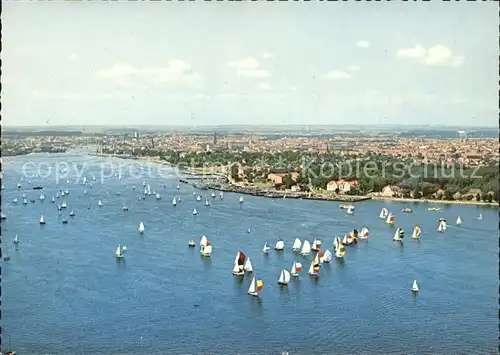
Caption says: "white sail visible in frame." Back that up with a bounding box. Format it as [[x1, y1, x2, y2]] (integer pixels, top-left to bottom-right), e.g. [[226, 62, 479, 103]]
[[61, 201, 67, 208], [156, 193, 161, 199], [308, 260, 316, 275], [321, 249, 333, 263], [437, 220, 446, 232], [40, 193, 45, 200], [411, 280, 419, 292], [204, 199, 210, 206], [379, 208, 388, 219], [172, 197, 177, 206], [342, 235, 348, 245], [138, 222, 145, 233], [347, 206, 353, 215], [248, 277, 256, 295], [14, 234, 19, 243], [393, 228, 401, 241], [456, 216, 462, 225], [411, 226, 421, 239], [301, 240, 311, 255], [360, 227, 369, 239], [97, 200, 102, 207], [278, 269, 291, 285], [292, 238, 302, 251], [239, 196, 244, 204], [220, 192, 224, 199], [262, 242, 270, 253], [115, 245, 122, 257], [275, 240, 284, 250], [291, 261, 302, 276], [200, 235, 208, 247], [39, 215, 45, 224], [193, 208, 198, 215], [177, 184, 180, 189], [196, 195, 201, 201], [477, 213, 482, 220], [244, 258, 253, 272]]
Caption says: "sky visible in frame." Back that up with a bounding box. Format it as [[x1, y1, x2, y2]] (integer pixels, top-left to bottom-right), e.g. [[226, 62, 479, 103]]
[[2, 2, 498, 127]]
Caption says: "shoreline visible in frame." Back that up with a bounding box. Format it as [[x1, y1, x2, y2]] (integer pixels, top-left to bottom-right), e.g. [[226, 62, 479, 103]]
[[371, 196, 499, 208], [88, 153, 500, 207]]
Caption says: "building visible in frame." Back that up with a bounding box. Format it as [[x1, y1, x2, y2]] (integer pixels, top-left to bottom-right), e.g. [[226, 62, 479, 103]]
[[326, 179, 359, 193], [267, 172, 300, 185]]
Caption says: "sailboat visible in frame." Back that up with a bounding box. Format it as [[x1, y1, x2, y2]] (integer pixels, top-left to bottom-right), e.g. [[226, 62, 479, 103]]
[[320, 249, 333, 263], [211, 191, 216, 198], [308, 256, 320, 276], [437, 220, 446, 232], [22, 198, 28, 205], [239, 196, 244, 204], [196, 195, 201, 202], [172, 197, 177, 206], [200, 239, 212, 257], [116, 244, 127, 258], [177, 184, 180, 190], [143, 180, 146, 187], [13, 197, 18, 204], [477, 213, 483, 220], [290, 261, 303, 277], [335, 243, 346, 259], [233, 251, 246, 275], [51, 196, 55, 203], [386, 213, 395, 224], [156, 193, 161, 200], [69, 209, 75, 217], [193, 208, 198, 215], [411, 280, 419, 292], [61, 201, 67, 208], [97, 200, 102, 207], [13, 234, 19, 244], [274, 238, 284, 251], [379, 207, 389, 219], [188, 240, 196, 247], [138, 222, 145, 233], [411, 226, 421, 239], [248, 277, 263, 297], [347, 206, 354, 215], [311, 238, 322, 251], [243, 257, 253, 273], [39, 215, 46, 225], [204, 198, 210, 206], [333, 236, 341, 251], [301, 240, 311, 255], [360, 227, 369, 239], [220, 191, 224, 199], [393, 228, 404, 241], [278, 269, 291, 286], [456, 216, 462, 225], [262, 242, 270, 254], [292, 238, 302, 252]]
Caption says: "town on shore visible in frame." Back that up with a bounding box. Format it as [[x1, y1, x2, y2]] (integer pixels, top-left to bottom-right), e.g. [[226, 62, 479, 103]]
[[2, 126, 499, 206]]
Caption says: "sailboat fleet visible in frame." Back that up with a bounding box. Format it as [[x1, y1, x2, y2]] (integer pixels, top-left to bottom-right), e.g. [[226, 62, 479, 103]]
[[6, 170, 490, 301]]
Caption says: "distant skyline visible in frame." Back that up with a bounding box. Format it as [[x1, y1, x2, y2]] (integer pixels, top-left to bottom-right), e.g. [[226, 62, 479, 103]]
[[3, 2, 498, 127]]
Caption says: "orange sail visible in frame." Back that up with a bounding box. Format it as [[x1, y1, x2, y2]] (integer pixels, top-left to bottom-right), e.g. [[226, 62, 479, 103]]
[[295, 263, 303, 272], [256, 279, 264, 292]]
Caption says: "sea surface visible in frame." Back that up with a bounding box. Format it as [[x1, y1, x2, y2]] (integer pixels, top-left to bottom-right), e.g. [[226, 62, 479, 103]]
[[1, 153, 498, 355]]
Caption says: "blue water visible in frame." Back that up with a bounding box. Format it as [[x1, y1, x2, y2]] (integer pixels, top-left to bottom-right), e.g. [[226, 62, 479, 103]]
[[1, 153, 498, 355]]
